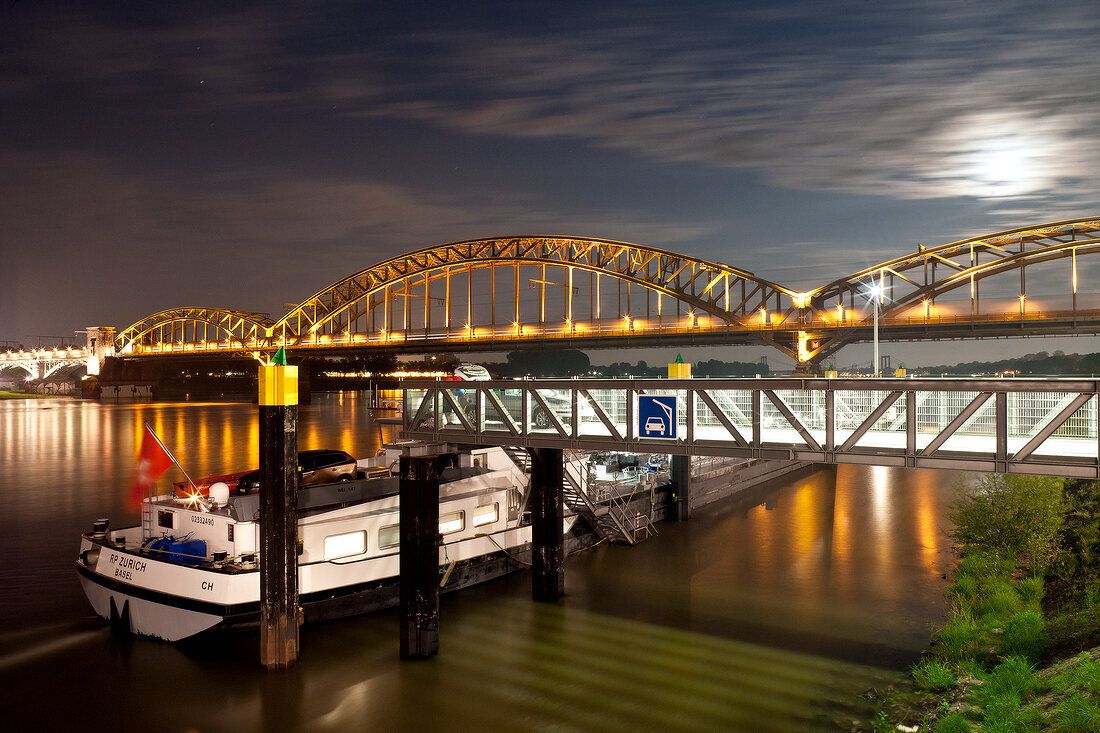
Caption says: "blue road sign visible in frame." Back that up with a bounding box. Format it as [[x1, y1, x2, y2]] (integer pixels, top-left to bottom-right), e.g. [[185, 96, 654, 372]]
[[638, 394, 678, 439]]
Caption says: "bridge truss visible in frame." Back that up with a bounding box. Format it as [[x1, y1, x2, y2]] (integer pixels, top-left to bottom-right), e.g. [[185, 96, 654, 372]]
[[270, 236, 793, 345], [114, 217, 1100, 368], [797, 217, 1100, 365], [400, 377, 1100, 477]]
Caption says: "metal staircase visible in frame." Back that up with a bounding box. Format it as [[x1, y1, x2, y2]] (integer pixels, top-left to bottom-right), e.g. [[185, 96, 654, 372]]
[[561, 455, 655, 543], [562, 467, 633, 544], [502, 446, 531, 474], [502, 447, 654, 543]]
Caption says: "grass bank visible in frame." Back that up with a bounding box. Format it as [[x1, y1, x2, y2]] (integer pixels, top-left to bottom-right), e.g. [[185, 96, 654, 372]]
[[0, 390, 64, 399], [871, 475, 1100, 731]]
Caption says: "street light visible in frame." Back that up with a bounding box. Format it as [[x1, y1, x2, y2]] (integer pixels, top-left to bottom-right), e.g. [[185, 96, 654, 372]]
[[867, 270, 886, 377]]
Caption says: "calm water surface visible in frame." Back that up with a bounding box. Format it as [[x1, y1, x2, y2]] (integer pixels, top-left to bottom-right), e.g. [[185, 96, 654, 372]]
[[0, 394, 959, 731]]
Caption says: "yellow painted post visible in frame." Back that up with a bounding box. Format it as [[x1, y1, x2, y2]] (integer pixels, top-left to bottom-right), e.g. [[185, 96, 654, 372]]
[[668, 353, 692, 379], [259, 349, 300, 669]]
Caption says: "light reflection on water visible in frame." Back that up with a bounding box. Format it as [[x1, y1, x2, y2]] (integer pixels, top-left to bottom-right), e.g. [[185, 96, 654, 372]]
[[0, 395, 959, 731]]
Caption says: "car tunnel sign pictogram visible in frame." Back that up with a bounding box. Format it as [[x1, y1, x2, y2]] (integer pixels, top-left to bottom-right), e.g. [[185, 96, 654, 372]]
[[638, 394, 678, 439]]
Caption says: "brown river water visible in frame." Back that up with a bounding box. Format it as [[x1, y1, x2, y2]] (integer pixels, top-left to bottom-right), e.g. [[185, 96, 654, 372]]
[[0, 393, 959, 731]]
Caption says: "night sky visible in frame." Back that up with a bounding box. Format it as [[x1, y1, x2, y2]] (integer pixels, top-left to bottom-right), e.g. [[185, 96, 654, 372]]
[[4, 1, 1100, 368]]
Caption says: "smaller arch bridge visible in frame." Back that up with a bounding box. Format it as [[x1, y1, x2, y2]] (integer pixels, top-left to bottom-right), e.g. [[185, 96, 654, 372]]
[[118, 308, 276, 356], [0, 347, 90, 380]]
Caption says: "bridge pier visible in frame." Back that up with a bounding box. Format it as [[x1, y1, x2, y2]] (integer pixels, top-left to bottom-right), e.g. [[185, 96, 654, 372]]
[[84, 326, 115, 376], [529, 447, 565, 601], [670, 454, 692, 521], [399, 446, 454, 658]]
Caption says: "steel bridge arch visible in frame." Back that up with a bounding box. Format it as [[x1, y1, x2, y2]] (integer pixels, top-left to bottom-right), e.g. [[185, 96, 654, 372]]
[[272, 236, 794, 343], [117, 308, 276, 354], [795, 217, 1100, 364], [811, 217, 1100, 317]]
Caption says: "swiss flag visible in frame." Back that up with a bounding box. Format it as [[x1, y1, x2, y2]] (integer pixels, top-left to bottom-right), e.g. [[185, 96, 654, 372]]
[[129, 424, 175, 509]]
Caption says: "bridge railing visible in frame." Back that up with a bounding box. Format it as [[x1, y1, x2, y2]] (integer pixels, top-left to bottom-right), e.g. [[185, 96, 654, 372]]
[[399, 377, 1100, 478]]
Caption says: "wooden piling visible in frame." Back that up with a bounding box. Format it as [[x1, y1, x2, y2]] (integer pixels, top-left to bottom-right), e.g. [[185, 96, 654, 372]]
[[671, 454, 691, 521], [399, 448, 453, 658], [259, 357, 300, 668], [529, 447, 564, 601]]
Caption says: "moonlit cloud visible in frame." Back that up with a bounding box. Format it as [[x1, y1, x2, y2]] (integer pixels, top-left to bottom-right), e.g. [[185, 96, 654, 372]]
[[345, 5, 1100, 211]]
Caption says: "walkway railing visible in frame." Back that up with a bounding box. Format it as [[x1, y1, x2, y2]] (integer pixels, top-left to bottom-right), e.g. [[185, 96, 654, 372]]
[[399, 377, 1100, 478]]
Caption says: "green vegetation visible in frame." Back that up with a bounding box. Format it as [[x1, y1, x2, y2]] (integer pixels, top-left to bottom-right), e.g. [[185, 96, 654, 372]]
[[911, 659, 956, 692], [873, 473, 1100, 730], [948, 474, 1064, 574], [0, 390, 60, 399], [933, 712, 971, 732]]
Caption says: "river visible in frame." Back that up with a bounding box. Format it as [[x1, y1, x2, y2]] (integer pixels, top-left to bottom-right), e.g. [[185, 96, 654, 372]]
[[0, 393, 958, 731]]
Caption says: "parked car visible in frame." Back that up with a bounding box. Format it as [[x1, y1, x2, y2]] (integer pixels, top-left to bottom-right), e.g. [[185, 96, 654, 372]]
[[235, 449, 357, 494], [455, 385, 593, 429], [450, 364, 583, 428], [453, 363, 490, 381]]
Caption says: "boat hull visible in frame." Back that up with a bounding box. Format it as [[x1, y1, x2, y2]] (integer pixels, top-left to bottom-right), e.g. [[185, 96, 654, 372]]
[[76, 526, 542, 642]]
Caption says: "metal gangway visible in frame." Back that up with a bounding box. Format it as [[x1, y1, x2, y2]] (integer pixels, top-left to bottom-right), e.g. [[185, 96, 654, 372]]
[[399, 376, 1100, 478]]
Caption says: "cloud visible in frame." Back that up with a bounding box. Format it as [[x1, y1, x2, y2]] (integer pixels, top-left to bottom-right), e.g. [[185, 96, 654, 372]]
[[325, 2, 1100, 211], [5, 1, 1098, 217]]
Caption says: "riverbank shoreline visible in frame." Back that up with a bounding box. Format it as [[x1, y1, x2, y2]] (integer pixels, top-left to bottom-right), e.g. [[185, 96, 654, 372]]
[[0, 390, 68, 400], [872, 474, 1100, 731]]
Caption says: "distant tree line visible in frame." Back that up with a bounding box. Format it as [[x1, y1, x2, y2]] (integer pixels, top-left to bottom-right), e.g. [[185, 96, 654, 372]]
[[482, 350, 591, 377], [918, 350, 1100, 376], [477, 351, 768, 378]]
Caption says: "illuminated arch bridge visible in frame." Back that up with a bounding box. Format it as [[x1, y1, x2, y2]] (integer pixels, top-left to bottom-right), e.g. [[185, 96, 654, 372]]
[[116, 217, 1100, 369]]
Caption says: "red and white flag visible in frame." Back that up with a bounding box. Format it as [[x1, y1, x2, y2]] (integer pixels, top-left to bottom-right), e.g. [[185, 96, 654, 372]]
[[129, 423, 175, 509]]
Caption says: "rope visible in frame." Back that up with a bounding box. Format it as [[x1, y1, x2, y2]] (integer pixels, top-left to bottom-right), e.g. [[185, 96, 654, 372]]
[[569, 536, 607, 555], [480, 532, 532, 566]]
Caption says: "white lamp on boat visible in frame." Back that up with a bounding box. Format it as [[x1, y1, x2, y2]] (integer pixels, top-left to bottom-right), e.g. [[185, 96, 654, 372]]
[[209, 482, 230, 507]]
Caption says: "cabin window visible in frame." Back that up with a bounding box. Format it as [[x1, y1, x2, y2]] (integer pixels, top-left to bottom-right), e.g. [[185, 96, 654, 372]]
[[439, 510, 465, 535], [379, 524, 400, 549], [227, 524, 234, 542], [323, 530, 366, 561], [473, 503, 498, 527], [158, 510, 174, 529]]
